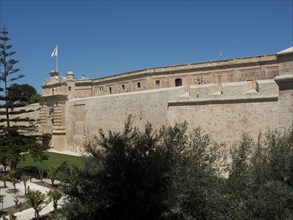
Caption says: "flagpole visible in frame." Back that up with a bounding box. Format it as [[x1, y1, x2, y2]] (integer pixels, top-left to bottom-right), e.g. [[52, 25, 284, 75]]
[[56, 51, 58, 72], [51, 44, 58, 72], [56, 45, 58, 72]]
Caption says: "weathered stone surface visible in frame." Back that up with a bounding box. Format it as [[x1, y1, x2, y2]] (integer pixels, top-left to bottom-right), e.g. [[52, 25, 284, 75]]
[[3, 47, 290, 153]]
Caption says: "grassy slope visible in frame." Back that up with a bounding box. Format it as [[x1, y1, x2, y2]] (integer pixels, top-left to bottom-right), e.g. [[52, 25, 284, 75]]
[[18, 152, 83, 173]]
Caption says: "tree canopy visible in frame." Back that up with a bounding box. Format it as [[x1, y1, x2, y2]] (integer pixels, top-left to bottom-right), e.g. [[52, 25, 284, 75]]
[[60, 116, 293, 220], [8, 83, 40, 105], [0, 27, 48, 171]]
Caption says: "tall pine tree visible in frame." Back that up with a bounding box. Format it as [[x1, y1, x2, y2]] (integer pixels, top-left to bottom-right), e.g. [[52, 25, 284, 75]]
[[0, 27, 47, 171]]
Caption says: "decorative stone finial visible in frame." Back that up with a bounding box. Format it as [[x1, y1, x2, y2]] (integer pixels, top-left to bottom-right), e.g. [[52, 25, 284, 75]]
[[67, 71, 74, 79]]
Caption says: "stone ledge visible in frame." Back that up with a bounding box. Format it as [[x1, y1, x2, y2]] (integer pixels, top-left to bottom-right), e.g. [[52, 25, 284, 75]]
[[275, 75, 293, 90], [168, 96, 278, 106], [274, 74, 293, 83]]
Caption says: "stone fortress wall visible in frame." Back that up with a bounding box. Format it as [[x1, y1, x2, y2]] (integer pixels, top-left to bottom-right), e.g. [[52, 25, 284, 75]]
[[37, 47, 293, 153]]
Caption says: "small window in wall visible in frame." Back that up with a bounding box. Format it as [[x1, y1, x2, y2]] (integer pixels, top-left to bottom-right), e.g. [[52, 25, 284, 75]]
[[109, 87, 112, 94], [175, 78, 182, 87], [155, 80, 160, 86], [122, 85, 125, 90], [100, 87, 103, 91], [68, 86, 71, 91], [52, 89, 54, 95], [137, 82, 141, 88]]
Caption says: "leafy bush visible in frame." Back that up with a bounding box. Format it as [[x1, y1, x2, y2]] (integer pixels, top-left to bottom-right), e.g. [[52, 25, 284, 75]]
[[60, 117, 293, 220], [226, 129, 293, 219]]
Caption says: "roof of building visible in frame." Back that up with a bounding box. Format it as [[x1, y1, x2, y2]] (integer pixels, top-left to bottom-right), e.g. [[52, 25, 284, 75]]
[[277, 46, 293, 54]]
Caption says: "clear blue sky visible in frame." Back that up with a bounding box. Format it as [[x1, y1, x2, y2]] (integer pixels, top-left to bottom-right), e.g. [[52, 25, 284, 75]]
[[1, 0, 292, 93]]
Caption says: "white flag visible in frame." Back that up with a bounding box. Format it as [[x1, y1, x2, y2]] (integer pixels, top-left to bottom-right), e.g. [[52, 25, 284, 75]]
[[51, 45, 58, 57]]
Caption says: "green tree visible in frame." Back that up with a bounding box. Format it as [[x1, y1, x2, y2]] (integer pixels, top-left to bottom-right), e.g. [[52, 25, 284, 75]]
[[21, 174, 30, 195], [8, 83, 40, 105], [59, 116, 293, 219], [225, 129, 293, 219], [61, 116, 173, 220], [29, 93, 41, 104], [0, 172, 9, 188], [48, 189, 63, 212], [61, 118, 224, 220], [266, 129, 293, 187], [8, 169, 18, 193], [0, 146, 9, 172], [0, 194, 4, 211], [26, 189, 49, 220], [0, 27, 48, 171], [161, 125, 224, 219], [47, 164, 61, 186]]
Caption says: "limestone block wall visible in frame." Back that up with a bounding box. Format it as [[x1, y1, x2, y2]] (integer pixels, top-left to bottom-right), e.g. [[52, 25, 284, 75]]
[[63, 79, 279, 152], [275, 75, 293, 130], [167, 80, 279, 144], [38, 48, 293, 153], [39, 95, 67, 150], [275, 49, 293, 130], [278, 88, 293, 130], [65, 87, 186, 152]]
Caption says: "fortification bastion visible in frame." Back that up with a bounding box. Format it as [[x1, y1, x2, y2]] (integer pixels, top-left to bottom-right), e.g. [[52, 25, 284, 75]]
[[31, 47, 292, 153]]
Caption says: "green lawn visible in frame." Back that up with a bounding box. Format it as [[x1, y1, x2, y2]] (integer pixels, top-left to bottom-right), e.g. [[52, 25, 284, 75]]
[[18, 152, 83, 174]]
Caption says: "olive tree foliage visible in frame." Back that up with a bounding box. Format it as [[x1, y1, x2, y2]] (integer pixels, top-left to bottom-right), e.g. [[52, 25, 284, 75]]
[[26, 189, 50, 220], [0, 27, 48, 171], [47, 189, 63, 212], [60, 115, 293, 220], [60, 117, 223, 220], [61, 117, 170, 220], [225, 129, 293, 219], [21, 174, 30, 195], [47, 164, 61, 186], [160, 124, 225, 220]]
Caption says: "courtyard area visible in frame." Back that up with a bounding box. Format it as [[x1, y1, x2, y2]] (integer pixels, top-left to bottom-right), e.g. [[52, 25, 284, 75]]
[[0, 178, 61, 220]]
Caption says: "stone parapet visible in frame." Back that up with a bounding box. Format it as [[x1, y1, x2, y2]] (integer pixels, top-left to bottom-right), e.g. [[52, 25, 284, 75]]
[[177, 79, 278, 101], [34, 47, 293, 152], [274, 74, 293, 130]]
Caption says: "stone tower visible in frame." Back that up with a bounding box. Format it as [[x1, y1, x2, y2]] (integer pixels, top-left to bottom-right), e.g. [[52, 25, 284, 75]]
[[274, 47, 293, 131], [39, 71, 71, 150]]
